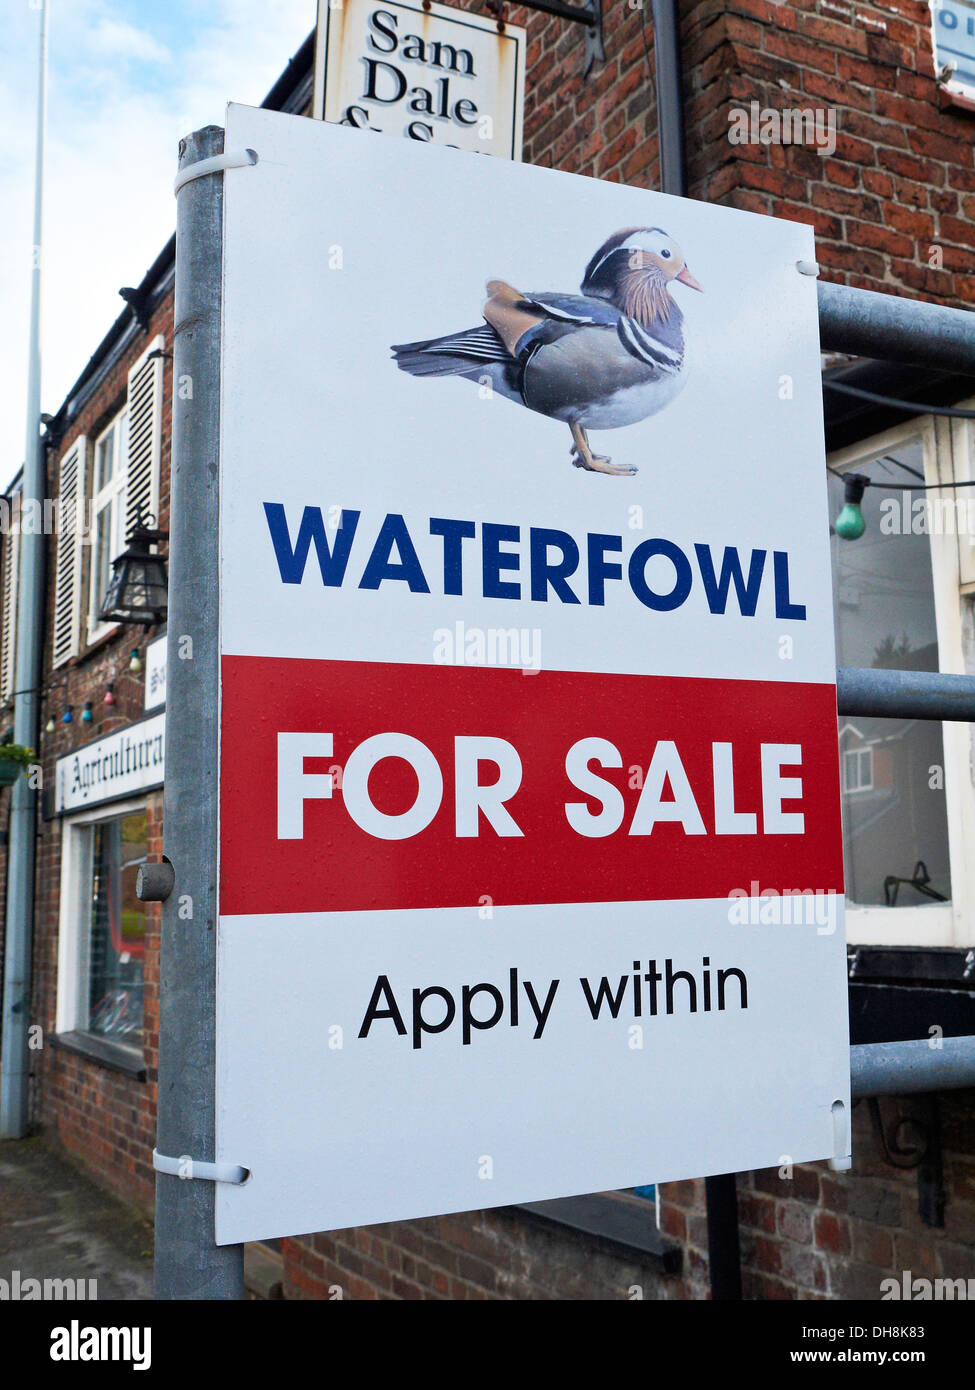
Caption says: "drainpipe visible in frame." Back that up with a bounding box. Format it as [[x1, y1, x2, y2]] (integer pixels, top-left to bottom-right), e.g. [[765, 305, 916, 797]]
[[650, 0, 687, 196], [0, 0, 48, 1139]]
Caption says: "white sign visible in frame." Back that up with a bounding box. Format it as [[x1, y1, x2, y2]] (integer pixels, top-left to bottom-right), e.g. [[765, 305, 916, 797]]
[[313, 0, 525, 159], [214, 104, 849, 1246], [145, 632, 167, 711], [55, 712, 165, 814]]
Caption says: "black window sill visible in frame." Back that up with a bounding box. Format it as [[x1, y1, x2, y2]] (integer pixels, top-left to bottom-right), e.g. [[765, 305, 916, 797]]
[[848, 946, 975, 1045], [513, 1194, 681, 1274], [51, 1031, 147, 1081], [849, 946, 975, 987]]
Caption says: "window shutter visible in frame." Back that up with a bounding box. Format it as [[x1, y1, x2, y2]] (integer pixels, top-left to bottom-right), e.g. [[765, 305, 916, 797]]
[[125, 335, 164, 536], [0, 498, 20, 701], [52, 435, 88, 669]]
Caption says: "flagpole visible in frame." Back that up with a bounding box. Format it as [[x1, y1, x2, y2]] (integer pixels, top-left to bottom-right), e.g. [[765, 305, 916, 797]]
[[0, 0, 50, 1137]]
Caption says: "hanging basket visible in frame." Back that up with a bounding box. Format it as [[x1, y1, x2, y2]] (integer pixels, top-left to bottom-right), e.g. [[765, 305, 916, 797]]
[[0, 746, 34, 786]]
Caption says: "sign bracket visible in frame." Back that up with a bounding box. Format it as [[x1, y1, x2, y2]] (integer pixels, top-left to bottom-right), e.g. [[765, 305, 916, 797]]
[[486, 0, 603, 76]]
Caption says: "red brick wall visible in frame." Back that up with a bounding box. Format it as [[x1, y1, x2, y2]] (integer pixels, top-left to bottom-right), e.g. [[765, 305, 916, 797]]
[[282, 1208, 683, 1301], [683, 0, 975, 302], [518, 2, 661, 187]]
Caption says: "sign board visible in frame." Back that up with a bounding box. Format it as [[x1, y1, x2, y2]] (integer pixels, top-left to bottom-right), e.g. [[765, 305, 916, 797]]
[[145, 631, 167, 711], [931, 0, 975, 98], [55, 711, 165, 815], [312, 0, 525, 159], [215, 104, 849, 1245]]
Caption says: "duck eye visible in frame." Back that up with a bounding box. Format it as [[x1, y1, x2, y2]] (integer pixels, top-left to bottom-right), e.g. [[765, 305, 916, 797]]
[[660, 249, 672, 259]]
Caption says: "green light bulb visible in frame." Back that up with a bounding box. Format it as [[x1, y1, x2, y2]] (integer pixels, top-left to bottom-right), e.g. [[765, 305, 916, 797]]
[[834, 472, 869, 541], [834, 501, 866, 540]]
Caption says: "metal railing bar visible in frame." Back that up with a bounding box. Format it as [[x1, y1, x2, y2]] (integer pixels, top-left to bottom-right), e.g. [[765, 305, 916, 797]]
[[836, 666, 975, 722], [819, 281, 975, 375], [851, 1037, 975, 1097]]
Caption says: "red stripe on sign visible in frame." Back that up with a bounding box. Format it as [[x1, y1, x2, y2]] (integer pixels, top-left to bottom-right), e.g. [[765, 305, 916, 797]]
[[219, 656, 844, 916]]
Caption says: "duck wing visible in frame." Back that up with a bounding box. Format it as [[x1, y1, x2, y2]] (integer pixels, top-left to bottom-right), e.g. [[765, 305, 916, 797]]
[[483, 282, 620, 359]]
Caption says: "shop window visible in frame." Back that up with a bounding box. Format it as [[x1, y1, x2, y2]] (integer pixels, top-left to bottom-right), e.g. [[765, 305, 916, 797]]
[[827, 420, 973, 947], [56, 800, 148, 1060], [88, 810, 147, 1041]]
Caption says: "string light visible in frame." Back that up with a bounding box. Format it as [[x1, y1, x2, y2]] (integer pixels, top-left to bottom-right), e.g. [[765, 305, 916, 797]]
[[81, 701, 93, 723], [45, 715, 56, 734], [829, 465, 975, 541], [104, 684, 116, 706], [129, 648, 143, 673], [61, 706, 73, 724]]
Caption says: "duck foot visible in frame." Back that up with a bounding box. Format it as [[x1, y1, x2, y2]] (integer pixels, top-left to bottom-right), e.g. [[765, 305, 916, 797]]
[[570, 444, 637, 476], [569, 422, 637, 476]]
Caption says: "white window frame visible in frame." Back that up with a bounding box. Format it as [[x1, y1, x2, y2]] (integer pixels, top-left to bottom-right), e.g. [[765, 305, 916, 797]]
[[80, 333, 164, 651], [55, 795, 148, 1045], [86, 409, 128, 645], [829, 409, 975, 948], [842, 745, 873, 795], [952, 413, 975, 592]]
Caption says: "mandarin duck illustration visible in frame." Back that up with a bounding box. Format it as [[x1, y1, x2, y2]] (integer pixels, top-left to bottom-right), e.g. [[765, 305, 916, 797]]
[[391, 228, 702, 476]]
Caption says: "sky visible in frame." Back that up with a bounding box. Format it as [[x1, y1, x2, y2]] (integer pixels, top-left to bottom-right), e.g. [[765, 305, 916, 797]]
[[1, 0, 317, 490]]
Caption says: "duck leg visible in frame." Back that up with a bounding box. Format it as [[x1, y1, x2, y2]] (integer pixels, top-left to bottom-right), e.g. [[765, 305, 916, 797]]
[[569, 421, 637, 476]]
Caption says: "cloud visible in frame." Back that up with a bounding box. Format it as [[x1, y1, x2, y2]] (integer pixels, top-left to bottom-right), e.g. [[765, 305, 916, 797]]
[[1, 0, 315, 490], [87, 17, 171, 64]]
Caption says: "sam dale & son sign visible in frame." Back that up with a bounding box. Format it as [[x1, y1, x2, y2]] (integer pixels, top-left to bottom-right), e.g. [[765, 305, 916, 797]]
[[313, 0, 525, 159]]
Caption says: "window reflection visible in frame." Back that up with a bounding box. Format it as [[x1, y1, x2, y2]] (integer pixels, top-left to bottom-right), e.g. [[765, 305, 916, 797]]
[[89, 810, 147, 1042], [828, 447, 951, 908]]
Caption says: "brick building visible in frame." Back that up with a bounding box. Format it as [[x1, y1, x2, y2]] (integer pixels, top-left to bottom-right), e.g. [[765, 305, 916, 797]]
[[2, 1, 974, 1300]]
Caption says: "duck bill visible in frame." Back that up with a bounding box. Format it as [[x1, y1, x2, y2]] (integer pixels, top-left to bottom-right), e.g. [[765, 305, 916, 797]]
[[676, 265, 703, 291]]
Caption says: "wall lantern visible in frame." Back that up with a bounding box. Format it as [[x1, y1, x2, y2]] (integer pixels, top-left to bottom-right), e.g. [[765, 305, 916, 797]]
[[98, 519, 169, 627]]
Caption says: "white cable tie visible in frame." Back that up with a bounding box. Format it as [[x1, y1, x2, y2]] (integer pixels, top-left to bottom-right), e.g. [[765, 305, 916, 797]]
[[796, 259, 820, 277], [174, 148, 258, 195], [153, 1148, 249, 1184]]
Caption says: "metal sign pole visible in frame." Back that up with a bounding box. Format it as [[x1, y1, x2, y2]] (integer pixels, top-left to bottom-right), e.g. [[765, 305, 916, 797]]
[[151, 125, 243, 1299]]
